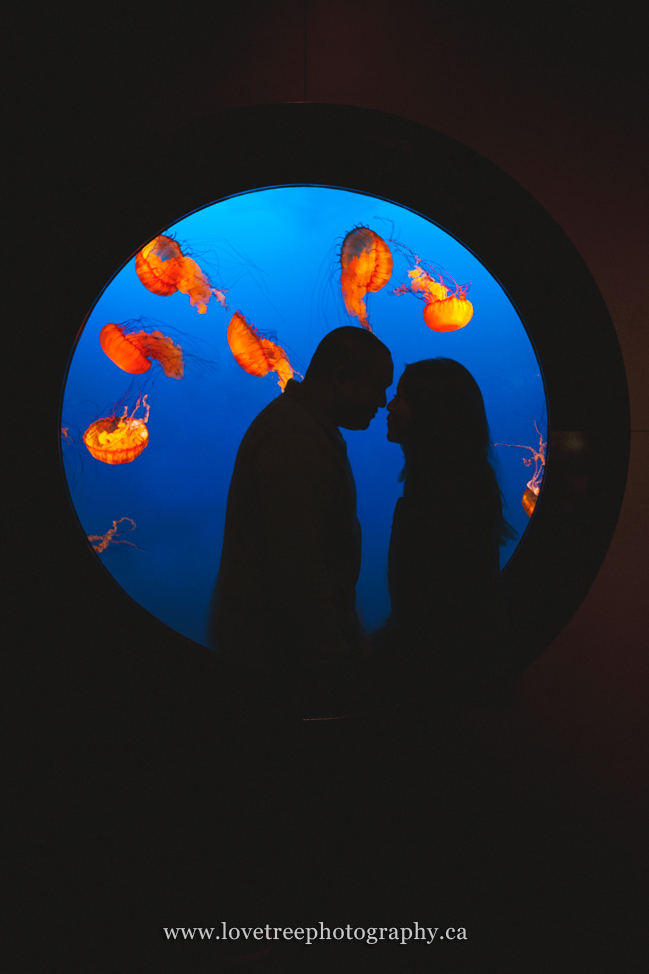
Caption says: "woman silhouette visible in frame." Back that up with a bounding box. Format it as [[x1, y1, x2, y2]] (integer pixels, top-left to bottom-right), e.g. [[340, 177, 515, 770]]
[[372, 357, 517, 719]]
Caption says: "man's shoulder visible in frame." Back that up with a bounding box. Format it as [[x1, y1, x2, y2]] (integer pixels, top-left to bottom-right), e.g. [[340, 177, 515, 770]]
[[255, 389, 306, 422], [245, 392, 322, 442], [234, 392, 344, 475]]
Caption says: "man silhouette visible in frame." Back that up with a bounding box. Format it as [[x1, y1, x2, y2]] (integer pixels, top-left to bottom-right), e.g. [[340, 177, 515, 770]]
[[208, 326, 393, 718]]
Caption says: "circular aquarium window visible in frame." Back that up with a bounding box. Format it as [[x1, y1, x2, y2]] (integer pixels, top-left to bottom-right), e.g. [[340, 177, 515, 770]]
[[58, 104, 629, 678], [61, 184, 547, 646]]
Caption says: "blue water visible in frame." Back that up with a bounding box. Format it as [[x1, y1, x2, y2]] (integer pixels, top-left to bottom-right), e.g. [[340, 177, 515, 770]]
[[61, 185, 547, 646]]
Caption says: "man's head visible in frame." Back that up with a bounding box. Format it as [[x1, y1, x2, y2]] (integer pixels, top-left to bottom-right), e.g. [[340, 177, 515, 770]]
[[303, 326, 393, 430]]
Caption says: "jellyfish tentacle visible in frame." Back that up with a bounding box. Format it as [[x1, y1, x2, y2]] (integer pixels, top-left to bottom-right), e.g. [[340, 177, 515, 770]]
[[88, 517, 143, 553], [495, 422, 547, 517], [133, 329, 185, 379]]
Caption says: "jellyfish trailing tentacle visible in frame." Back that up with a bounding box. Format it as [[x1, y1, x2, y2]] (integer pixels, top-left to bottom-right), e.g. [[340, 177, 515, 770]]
[[495, 420, 547, 517], [83, 395, 150, 465], [227, 311, 294, 389], [135, 330, 184, 379], [340, 226, 393, 332], [390, 240, 473, 332], [135, 235, 229, 314], [88, 517, 143, 554], [60, 422, 90, 490], [100, 322, 185, 379]]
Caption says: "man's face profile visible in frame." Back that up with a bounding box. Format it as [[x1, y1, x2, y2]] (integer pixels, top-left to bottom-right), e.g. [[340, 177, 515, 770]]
[[334, 354, 394, 430]]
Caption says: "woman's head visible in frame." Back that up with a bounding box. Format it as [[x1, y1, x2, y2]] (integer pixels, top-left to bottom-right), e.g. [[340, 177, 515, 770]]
[[387, 358, 516, 545], [387, 358, 491, 461]]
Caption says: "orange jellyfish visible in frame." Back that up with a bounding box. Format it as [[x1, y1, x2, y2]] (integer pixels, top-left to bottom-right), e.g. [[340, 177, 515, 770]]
[[83, 395, 150, 465], [340, 227, 393, 332], [521, 487, 538, 518], [422, 280, 473, 332], [391, 243, 473, 332], [100, 322, 184, 379], [135, 235, 229, 314], [87, 517, 143, 554], [495, 421, 547, 518], [227, 311, 294, 389]]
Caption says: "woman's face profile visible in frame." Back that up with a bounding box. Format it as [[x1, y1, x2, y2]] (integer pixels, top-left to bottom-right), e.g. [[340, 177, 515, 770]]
[[386, 381, 413, 443]]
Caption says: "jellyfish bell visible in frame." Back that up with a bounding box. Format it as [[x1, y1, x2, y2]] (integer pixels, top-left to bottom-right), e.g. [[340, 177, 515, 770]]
[[100, 323, 152, 376], [99, 322, 184, 379], [522, 487, 539, 518], [521, 461, 544, 518], [135, 235, 185, 296], [83, 395, 150, 465], [340, 226, 393, 282], [340, 226, 393, 332], [422, 290, 474, 333], [135, 234, 229, 313], [227, 311, 295, 389]]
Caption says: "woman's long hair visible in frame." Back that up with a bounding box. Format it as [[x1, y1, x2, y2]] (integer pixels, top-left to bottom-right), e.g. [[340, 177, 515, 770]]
[[397, 358, 516, 546]]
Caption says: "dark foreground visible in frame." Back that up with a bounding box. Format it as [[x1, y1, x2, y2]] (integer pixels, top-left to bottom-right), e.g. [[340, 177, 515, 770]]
[[12, 653, 645, 974]]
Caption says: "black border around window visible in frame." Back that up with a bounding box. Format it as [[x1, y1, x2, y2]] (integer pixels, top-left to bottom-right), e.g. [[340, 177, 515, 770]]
[[60, 103, 630, 680]]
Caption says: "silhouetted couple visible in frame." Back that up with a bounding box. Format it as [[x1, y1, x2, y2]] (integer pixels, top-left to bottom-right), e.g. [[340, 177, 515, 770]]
[[208, 326, 515, 724]]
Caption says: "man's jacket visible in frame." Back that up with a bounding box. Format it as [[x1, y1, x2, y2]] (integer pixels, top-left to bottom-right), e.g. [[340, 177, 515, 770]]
[[209, 379, 362, 688]]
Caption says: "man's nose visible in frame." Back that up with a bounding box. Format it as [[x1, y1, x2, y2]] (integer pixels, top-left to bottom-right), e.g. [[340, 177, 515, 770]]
[[378, 388, 392, 408]]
